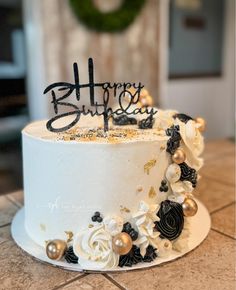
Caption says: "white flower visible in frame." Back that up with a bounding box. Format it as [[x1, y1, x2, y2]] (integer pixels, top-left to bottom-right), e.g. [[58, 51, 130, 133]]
[[168, 193, 186, 204], [103, 216, 123, 236], [172, 218, 190, 252], [73, 224, 119, 270], [170, 180, 193, 194], [154, 110, 177, 130], [132, 201, 160, 256], [156, 238, 173, 257], [174, 118, 204, 170], [166, 163, 181, 183]]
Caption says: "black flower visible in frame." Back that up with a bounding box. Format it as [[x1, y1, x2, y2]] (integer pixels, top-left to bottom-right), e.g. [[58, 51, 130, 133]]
[[138, 115, 155, 129], [119, 245, 143, 267], [143, 245, 157, 262], [64, 246, 78, 264], [173, 113, 193, 124], [179, 162, 198, 187], [112, 115, 137, 126], [155, 200, 184, 241], [166, 125, 181, 155]]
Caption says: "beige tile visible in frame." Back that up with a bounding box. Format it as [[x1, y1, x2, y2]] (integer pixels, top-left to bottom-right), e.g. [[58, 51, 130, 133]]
[[59, 274, 120, 290], [194, 177, 235, 213], [0, 240, 82, 290], [0, 225, 11, 241], [0, 196, 19, 226], [200, 154, 235, 186], [204, 140, 235, 162], [108, 231, 235, 290], [6, 190, 24, 207], [211, 203, 235, 239]]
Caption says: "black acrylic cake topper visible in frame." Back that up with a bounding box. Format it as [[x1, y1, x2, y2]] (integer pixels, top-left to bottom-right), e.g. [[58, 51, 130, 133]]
[[44, 58, 157, 132]]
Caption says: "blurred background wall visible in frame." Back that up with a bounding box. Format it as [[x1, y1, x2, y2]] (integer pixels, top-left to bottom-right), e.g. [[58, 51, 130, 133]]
[[0, 0, 235, 193]]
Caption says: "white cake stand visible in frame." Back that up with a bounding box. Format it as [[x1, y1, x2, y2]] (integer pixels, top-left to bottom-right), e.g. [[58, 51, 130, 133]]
[[11, 199, 211, 272]]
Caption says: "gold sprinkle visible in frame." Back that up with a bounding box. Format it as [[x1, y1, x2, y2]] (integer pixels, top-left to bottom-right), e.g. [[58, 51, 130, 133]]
[[136, 185, 143, 193], [40, 224, 46, 232], [120, 206, 131, 213], [144, 159, 157, 175], [65, 231, 74, 243], [148, 186, 157, 198], [88, 224, 94, 228], [160, 145, 166, 151]]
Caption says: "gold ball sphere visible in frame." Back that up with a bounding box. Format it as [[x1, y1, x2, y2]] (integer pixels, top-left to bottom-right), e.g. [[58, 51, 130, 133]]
[[182, 198, 198, 217], [172, 148, 186, 164], [46, 239, 67, 260], [112, 232, 133, 255], [140, 95, 153, 107], [195, 117, 206, 132]]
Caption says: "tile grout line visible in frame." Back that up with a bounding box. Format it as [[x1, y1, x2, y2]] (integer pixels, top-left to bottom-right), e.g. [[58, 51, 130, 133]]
[[103, 274, 127, 290], [51, 273, 89, 290], [210, 201, 235, 215], [200, 174, 235, 187], [0, 222, 11, 228], [5, 195, 22, 209], [211, 228, 236, 241]]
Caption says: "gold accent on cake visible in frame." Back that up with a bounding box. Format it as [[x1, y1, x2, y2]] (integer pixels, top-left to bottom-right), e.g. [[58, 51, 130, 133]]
[[88, 224, 94, 228], [160, 145, 166, 151], [136, 185, 143, 193], [144, 159, 157, 175], [148, 186, 157, 198], [65, 231, 74, 243], [120, 205, 131, 213], [40, 223, 46, 232]]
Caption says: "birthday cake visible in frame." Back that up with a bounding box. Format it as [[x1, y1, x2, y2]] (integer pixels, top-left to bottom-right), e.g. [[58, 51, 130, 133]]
[[21, 59, 205, 270]]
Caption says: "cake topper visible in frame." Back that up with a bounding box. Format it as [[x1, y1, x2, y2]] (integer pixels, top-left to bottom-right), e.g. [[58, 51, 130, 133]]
[[44, 58, 157, 132]]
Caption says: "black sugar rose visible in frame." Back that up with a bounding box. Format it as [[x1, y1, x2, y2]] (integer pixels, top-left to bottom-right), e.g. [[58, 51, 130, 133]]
[[155, 200, 184, 241]]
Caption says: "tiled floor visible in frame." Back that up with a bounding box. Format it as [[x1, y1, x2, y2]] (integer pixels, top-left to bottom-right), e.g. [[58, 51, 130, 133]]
[[0, 140, 235, 290]]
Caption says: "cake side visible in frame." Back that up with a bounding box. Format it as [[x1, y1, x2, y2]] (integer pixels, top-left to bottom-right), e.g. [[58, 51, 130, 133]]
[[22, 111, 205, 270]]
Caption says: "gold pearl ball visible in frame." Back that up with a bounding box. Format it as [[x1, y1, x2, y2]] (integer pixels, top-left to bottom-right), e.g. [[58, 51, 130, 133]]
[[140, 95, 153, 107], [182, 198, 198, 217], [112, 232, 133, 255], [195, 117, 206, 132], [46, 239, 67, 260], [172, 148, 186, 164]]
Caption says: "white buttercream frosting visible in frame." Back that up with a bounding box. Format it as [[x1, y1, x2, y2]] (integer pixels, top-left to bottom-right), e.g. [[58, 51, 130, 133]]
[[132, 201, 160, 256], [73, 224, 119, 270], [174, 118, 204, 170]]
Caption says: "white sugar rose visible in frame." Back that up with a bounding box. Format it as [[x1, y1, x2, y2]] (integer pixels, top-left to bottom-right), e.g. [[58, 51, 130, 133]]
[[73, 224, 119, 270], [174, 118, 204, 170], [103, 216, 123, 236], [132, 201, 160, 256]]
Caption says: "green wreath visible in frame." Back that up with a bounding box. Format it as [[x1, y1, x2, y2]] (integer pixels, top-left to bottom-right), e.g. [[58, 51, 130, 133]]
[[69, 0, 146, 33]]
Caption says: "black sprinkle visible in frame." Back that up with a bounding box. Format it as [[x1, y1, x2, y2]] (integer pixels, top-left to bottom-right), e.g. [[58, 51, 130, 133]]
[[129, 229, 139, 241], [64, 246, 78, 264], [112, 115, 137, 126]]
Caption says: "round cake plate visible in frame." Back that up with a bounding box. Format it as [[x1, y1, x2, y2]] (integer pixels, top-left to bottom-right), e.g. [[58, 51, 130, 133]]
[[11, 199, 211, 273]]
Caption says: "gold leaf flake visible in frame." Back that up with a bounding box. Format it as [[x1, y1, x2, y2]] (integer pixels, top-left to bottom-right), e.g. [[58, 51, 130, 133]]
[[160, 145, 166, 151], [148, 186, 157, 198], [40, 223, 46, 232], [136, 185, 143, 193], [88, 224, 94, 228], [65, 231, 74, 243], [144, 159, 157, 175], [120, 205, 131, 213]]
